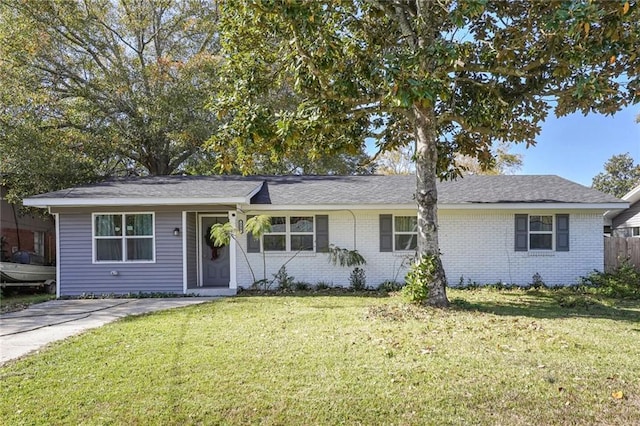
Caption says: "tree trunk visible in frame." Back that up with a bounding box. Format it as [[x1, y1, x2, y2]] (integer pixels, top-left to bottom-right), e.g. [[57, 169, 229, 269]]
[[413, 104, 449, 307]]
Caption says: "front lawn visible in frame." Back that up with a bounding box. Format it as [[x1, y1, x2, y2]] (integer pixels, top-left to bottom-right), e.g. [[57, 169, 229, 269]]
[[1, 289, 639, 425]]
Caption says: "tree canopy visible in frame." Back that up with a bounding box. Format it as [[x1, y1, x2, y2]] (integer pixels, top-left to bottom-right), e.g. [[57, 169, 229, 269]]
[[0, 0, 221, 201], [0, 0, 376, 202], [592, 153, 640, 198], [215, 0, 639, 306]]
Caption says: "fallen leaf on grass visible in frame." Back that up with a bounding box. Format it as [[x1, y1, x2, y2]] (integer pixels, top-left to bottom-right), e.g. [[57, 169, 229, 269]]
[[612, 391, 624, 399]]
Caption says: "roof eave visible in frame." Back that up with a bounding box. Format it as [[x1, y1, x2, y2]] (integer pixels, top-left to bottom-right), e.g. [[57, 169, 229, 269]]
[[244, 202, 628, 211], [23, 197, 251, 208], [439, 202, 629, 210], [621, 184, 640, 204]]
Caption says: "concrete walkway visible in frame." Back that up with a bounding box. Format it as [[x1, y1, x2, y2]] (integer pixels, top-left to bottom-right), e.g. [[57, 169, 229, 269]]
[[0, 298, 213, 365]]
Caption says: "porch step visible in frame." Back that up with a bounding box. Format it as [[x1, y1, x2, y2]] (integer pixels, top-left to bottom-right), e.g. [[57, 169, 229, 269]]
[[186, 287, 237, 297]]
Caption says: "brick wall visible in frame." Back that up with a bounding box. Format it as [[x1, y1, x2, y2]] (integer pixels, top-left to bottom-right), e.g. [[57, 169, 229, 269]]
[[234, 209, 604, 288], [439, 209, 603, 287]]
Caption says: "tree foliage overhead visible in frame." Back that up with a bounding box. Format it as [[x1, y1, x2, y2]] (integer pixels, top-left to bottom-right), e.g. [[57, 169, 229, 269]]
[[592, 153, 640, 198], [0, 0, 221, 201], [216, 1, 639, 306]]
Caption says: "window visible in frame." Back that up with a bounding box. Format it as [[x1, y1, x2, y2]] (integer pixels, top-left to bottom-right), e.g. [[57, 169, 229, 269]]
[[263, 216, 314, 252], [529, 215, 553, 250], [633, 227, 640, 237], [394, 216, 417, 251], [94, 213, 154, 262], [380, 215, 418, 252], [247, 215, 327, 253], [34, 231, 45, 256], [263, 217, 286, 251], [515, 214, 569, 252]]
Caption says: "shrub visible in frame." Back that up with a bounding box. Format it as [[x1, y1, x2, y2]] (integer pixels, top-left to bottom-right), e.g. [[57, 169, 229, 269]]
[[402, 254, 439, 303], [378, 280, 404, 293], [530, 272, 546, 289], [349, 267, 367, 290], [294, 281, 311, 291], [581, 260, 640, 298], [251, 279, 270, 291], [315, 281, 332, 290], [273, 266, 295, 291]]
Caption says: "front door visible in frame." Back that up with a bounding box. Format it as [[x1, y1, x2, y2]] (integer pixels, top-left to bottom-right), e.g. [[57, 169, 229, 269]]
[[201, 216, 230, 287]]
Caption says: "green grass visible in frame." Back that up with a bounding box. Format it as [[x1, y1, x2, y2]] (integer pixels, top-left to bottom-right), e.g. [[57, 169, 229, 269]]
[[0, 290, 55, 314], [1, 289, 639, 425]]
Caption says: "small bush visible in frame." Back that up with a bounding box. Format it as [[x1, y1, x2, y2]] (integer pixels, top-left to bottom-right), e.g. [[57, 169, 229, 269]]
[[294, 281, 311, 291], [581, 261, 640, 298], [378, 280, 404, 293], [455, 276, 481, 289], [251, 279, 270, 291], [402, 254, 438, 303], [273, 266, 295, 291], [349, 267, 367, 290], [315, 281, 332, 290], [530, 272, 546, 289]]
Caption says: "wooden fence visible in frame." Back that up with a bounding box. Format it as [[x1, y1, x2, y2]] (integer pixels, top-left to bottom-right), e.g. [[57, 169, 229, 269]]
[[604, 237, 640, 272]]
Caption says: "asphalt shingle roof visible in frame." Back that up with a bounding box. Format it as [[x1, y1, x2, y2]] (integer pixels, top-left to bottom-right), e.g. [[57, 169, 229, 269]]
[[28, 175, 263, 201], [252, 175, 623, 205], [27, 174, 624, 206]]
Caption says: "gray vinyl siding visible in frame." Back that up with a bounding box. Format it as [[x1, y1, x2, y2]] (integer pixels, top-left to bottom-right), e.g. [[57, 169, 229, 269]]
[[186, 212, 197, 288], [58, 211, 183, 295], [612, 200, 640, 229]]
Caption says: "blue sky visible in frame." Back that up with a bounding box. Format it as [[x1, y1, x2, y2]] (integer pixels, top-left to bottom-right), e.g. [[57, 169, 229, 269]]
[[511, 106, 640, 186], [367, 105, 639, 187]]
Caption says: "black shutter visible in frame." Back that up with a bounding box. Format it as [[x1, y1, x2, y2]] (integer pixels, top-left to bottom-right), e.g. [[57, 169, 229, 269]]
[[514, 214, 528, 251], [380, 214, 393, 252], [315, 215, 329, 253], [556, 214, 569, 251], [246, 216, 261, 253]]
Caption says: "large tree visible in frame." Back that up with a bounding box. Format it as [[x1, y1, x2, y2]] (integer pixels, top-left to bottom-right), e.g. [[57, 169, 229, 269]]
[[0, 0, 221, 201], [592, 153, 640, 198], [214, 1, 639, 306]]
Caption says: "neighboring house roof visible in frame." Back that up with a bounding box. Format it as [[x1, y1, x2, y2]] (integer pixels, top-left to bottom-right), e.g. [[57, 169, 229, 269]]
[[622, 184, 640, 205], [605, 183, 640, 225], [24, 174, 627, 210]]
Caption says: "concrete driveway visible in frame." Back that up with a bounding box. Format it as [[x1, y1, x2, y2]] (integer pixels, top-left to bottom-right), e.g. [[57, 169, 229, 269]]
[[0, 298, 213, 365]]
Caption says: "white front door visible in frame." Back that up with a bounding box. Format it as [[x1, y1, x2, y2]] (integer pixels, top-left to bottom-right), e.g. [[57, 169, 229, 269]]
[[200, 216, 230, 287]]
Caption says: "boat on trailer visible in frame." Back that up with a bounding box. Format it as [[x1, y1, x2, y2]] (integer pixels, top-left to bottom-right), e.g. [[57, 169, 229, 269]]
[[0, 251, 56, 293]]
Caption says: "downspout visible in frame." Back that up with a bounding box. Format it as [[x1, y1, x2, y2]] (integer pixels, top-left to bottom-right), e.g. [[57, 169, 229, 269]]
[[346, 209, 357, 249], [11, 203, 21, 250]]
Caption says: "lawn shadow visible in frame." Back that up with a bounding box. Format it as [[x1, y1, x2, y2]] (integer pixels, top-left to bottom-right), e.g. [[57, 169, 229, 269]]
[[450, 291, 640, 323], [236, 288, 390, 299]]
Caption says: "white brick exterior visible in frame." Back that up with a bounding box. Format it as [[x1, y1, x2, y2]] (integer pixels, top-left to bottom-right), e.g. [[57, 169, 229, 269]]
[[439, 209, 603, 286], [234, 208, 605, 288]]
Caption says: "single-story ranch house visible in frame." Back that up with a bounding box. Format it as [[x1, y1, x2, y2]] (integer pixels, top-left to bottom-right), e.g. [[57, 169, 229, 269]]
[[24, 174, 627, 297]]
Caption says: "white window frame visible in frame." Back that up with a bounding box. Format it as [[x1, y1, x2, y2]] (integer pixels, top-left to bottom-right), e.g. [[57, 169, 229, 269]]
[[394, 215, 418, 252], [529, 215, 554, 251], [632, 227, 640, 237], [33, 231, 45, 257], [92, 212, 156, 263], [263, 216, 315, 252]]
